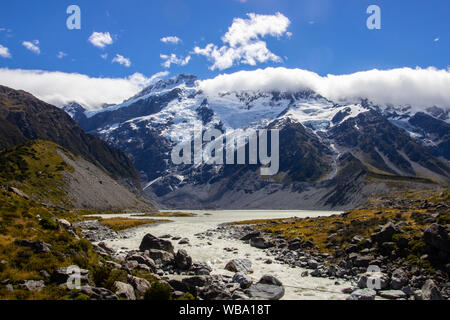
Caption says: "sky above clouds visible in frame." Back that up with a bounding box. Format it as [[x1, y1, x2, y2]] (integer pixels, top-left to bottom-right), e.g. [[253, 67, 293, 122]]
[[0, 0, 449, 110]]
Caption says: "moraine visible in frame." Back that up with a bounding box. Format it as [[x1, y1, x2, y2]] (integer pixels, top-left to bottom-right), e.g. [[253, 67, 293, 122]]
[[94, 210, 351, 300]]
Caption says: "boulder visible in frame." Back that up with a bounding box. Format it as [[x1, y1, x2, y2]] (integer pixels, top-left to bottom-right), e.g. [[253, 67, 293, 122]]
[[420, 279, 443, 300], [250, 237, 274, 249], [357, 272, 389, 290], [240, 231, 261, 241], [126, 254, 157, 272], [175, 249, 193, 270], [14, 240, 51, 253], [168, 279, 189, 292], [114, 281, 136, 300], [379, 290, 407, 300], [390, 268, 408, 290], [127, 275, 152, 295], [178, 238, 190, 245], [347, 288, 376, 300], [225, 259, 253, 274], [307, 259, 318, 269], [51, 267, 89, 284], [139, 233, 174, 253], [18, 280, 45, 292], [423, 224, 449, 255], [258, 275, 282, 287], [146, 249, 174, 265], [232, 272, 253, 289], [80, 285, 119, 300], [245, 283, 285, 300], [370, 222, 398, 244]]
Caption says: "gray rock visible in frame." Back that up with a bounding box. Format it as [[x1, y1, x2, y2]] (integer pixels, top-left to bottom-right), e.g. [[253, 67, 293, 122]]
[[250, 237, 274, 249], [307, 259, 318, 269], [126, 254, 156, 272], [258, 275, 282, 287], [347, 288, 377, 300], [420, 279, 443, 300], [80, 285, 119, 300], [139, 233, 174, 253], [114, 281, 136, 300], [51, 267, 89, 284], [245, 283, 285, 300], [14, 240, 52, 253], [423, 224, 449, 255], [232, 272, 252, 289], [19, 280, 45, 292], [225, 259, 253, 274], [127, 275, 151, 295], [371, 222, 398, 244], [178, 238, 190, 245], [240, 231, 261, 241], [391, 268, 408, 289], [145, 249, 174, 265], [357, 272, 389, 290], [379, 290, 407, 299], [175, 249, 193, 270]]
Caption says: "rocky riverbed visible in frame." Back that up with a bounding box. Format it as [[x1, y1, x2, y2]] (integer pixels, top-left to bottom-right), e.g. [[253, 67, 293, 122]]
[[69, 204, 449, 301]]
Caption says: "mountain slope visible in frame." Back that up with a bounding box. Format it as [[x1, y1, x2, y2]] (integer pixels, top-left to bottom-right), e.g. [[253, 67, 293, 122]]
[[63, 75, 450, 209], [0, 140, 152, 211], [0, 85, 142, 192]]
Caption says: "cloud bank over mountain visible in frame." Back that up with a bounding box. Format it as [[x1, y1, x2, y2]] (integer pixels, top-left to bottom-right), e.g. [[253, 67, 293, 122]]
[[200, 67, 450, 111], [1, 66, 449, 112], [0, 68, 168, 110]]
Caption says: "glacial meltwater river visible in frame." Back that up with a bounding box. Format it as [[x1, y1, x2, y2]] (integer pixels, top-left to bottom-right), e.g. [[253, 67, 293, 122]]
[[96, 210, 351, 300]]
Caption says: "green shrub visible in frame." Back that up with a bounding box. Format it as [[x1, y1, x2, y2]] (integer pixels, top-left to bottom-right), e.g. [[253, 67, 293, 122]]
[[92, 265, 126, 292], [175, 292, 195, 301], [39, 217, 58, 230], [144, 282, 172, 300]]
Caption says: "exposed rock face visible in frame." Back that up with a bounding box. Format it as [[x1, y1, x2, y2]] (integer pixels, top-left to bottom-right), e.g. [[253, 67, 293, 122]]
[[139, 234, 174, 253], [126, 254, 157, 272], [225, 259, 253, 274]]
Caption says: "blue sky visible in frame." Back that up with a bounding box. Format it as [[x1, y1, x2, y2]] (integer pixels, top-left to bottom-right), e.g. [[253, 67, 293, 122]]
[[0, 0, 448, 79]]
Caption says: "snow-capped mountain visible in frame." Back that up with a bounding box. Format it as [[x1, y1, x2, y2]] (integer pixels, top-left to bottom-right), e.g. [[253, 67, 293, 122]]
[[63, 74, 450, 209]]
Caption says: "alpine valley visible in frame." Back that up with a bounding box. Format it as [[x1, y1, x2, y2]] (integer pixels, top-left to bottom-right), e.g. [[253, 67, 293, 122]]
[[63, 74, 450, 210]]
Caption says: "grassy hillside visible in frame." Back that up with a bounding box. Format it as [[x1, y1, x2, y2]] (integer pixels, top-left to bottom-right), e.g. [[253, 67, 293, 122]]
[[0, 85, 141, 192], [0, 140, 73, 206]]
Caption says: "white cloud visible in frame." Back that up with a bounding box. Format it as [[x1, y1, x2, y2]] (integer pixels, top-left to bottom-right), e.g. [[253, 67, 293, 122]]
[[161, 36, 181, 44], [0, 68, 169, 110], [22, 40, 40, 54], [100, 53, 108, 59], [434, 38, 440, 42], [88, 32, 113, 49], [0, 44, 11, 58], [112, 54, 131, 67], [199, 67, 450, 112], [194, 12, 291, 70], [160, 54, 191, 68], [57, 51, 67, 59]]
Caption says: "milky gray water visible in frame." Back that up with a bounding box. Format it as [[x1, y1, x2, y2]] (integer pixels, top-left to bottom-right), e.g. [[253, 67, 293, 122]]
[[96, 210, 351, 300]]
